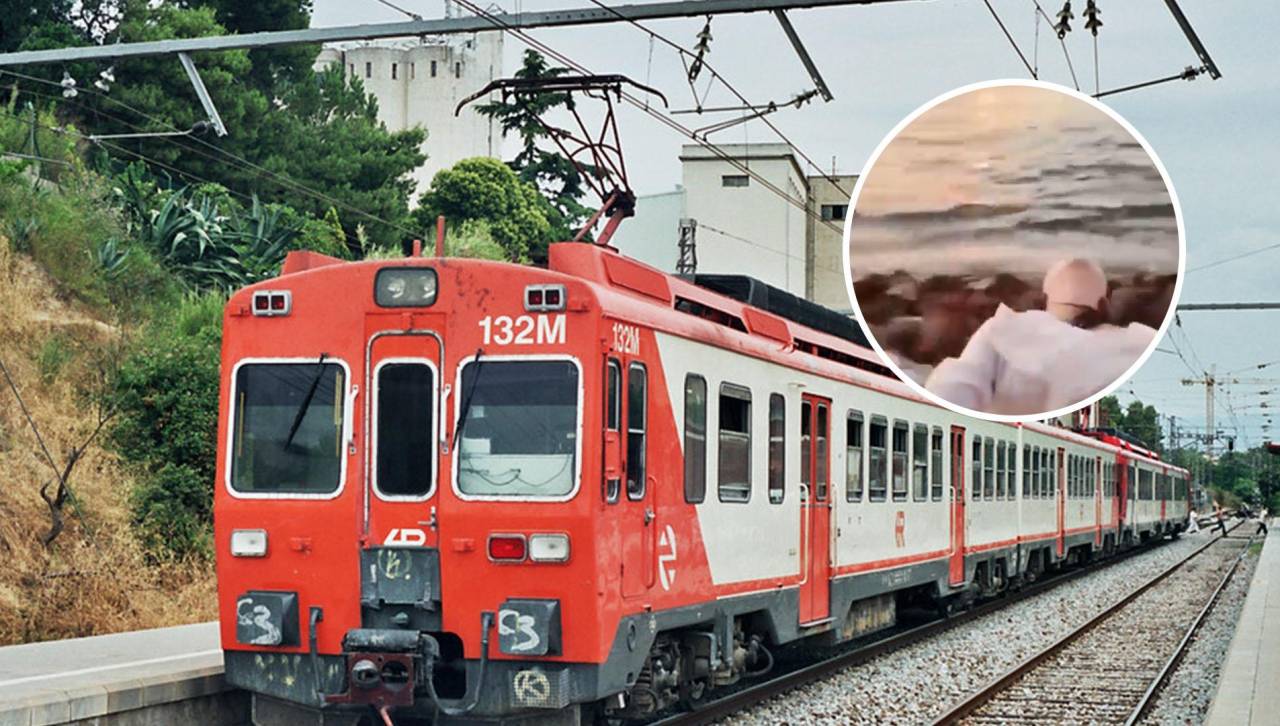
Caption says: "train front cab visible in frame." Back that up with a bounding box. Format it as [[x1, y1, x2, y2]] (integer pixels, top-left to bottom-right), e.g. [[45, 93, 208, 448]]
[[214, 256, 655, 725]]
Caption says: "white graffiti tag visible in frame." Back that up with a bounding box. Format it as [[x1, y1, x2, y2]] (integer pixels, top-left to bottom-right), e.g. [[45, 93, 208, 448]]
[[498, 609, 541, 653], [236, 597, 281, 645], [513, 669, 551, 705], [658, 524, 678, 591]]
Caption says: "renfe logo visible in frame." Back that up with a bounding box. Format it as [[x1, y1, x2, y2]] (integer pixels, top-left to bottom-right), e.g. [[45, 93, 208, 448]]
[[383, 528, 427, 546], [657, 524, 678, 591]]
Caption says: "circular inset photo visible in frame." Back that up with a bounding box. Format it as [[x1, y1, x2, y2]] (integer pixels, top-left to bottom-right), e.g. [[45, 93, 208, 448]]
[[844, 80, 1183, 422]]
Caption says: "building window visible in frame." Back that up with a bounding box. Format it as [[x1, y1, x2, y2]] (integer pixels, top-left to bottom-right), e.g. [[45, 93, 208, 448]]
[[846, 412, 863, 502], [431, 60, 437, 77], [683, 374, 707, 504], [454, 62, 461, 78], [869, 417, 887, 501], [348, 63, 355, 77], [365, 62, 372, 79], [820, 203, 847, 221], [410, 62, 416, 80], [721, 175, 749, 188], [912, 424, 928, 501], [930, 428, 944, 501], [767, 394, 785, 504], [891, 421, 908, 500], [391, 63, 398, 80], [626, 363, 646, 500], [717, 384, 752, 502]]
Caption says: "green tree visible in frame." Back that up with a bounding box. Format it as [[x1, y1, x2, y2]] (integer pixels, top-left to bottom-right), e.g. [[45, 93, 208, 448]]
[[0, 0, 74, 53], [475, 50, 593, 247], [1096, 395, 1163, 452], [414, 157, 552, 262]]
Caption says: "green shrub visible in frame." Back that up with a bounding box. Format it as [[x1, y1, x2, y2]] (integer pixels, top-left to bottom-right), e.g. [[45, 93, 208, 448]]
[[36, 334, 75, 385], [109, 294, 223, 559]]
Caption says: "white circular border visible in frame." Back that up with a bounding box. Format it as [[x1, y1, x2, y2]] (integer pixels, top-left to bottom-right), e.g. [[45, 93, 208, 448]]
[[841, 78, 1186, 424]]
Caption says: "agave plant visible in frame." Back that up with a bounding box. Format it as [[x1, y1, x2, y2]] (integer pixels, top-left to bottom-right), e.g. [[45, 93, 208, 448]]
[[93, 238, 131, 279]]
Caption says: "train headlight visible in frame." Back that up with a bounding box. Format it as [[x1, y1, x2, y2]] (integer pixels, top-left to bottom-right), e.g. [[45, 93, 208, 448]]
[[375, 268, 438, 307], [230, 529, 268, 557], [529, 533, 570, 562]]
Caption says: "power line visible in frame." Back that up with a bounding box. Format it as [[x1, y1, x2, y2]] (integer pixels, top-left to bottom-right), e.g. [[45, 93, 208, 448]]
[[982, 0, 1036, 77], [448, 0, 843, 238], [1032, 1, 1079, 90], [1186, 241, 1280, 274]]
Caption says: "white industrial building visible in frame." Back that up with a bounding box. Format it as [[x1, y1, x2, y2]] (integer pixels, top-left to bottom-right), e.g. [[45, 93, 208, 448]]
[[613, 143, 855, 312], [313, 33, 503, 202]]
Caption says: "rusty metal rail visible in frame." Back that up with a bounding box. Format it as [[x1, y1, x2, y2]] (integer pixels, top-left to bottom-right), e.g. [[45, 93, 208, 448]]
[[929, 522, 1247, 725], [647, 528, 1211, 726]]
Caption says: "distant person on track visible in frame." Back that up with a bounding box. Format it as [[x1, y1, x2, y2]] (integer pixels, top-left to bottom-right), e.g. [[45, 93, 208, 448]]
[[1258, 508, 1269, 537], [925, 259, 1157, 415], [1214, 504, 1228, 536], [1187, 509, 1200, 534]]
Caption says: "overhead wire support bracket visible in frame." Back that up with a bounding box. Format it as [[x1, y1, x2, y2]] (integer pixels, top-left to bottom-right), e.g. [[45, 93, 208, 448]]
[[1162, 0, 1221, 80], [772, 10, 833, 102], [178, 52, 228, 137]]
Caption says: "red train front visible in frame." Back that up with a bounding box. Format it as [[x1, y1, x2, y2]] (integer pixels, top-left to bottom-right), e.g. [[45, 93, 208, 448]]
[[215, 243, 726, 725]]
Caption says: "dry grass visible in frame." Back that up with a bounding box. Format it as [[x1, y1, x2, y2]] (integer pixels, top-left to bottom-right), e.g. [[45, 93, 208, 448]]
[[0, 236, 215, 644]]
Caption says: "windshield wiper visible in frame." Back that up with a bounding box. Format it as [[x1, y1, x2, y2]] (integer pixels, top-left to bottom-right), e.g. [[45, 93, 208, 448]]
[[451, 348, 484, 452], [284, 353, 329, 449]]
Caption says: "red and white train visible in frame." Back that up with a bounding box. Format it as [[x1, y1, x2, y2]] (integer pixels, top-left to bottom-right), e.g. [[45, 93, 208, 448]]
[[214, 241, 1190, 725]]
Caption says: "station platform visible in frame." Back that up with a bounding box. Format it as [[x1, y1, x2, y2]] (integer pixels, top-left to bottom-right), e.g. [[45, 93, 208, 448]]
[[0, 621, 242, 726], [1206, 518, 1279, 726]]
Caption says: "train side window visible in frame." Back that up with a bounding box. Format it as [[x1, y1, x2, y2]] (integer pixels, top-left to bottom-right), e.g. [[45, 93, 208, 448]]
[[846, 412, 864, 502], [606, 359, 621, 431], [717, 384, 752, 502], [892, 421, 909, 501], [767, 394, 785, 504], [1022, 445, 1030, 498], [626, 363, 647, 500], [971, 438, 982, 501], [1004, 442, 1016, 499], [815, 404, 829, 502], [983, 438, 995, 500], [374, 362, 435, 498], [683, 374, 707, 504], [912, 424, 928, 501], [930, 427, 944, 501], [995, 441, 1006, 500], [869, 417, 888, 501], [1048, 451, 1055, 497], [231, 362, 346, 495]]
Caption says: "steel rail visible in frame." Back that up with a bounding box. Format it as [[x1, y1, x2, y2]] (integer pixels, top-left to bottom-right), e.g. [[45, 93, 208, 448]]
[[647, 530, 1200, 726], [1122, 533, 1256, 726], [929, 521, 1244, 725]]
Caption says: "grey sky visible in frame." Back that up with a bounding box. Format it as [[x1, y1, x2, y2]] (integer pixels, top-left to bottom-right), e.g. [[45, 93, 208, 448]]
[[314, 0, 1278, 447]]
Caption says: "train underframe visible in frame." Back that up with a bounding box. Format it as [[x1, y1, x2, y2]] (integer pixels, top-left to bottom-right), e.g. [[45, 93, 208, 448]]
[[237, 520, 1188, 726]]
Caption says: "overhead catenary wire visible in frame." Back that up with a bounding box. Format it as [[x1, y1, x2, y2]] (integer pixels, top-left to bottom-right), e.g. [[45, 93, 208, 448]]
[[982, 0, 1037, 78], [447, 0, 842, 238], [0, 69, 424, 243], [576, 0, 854, 199], [1032, 1, 1079, 90]]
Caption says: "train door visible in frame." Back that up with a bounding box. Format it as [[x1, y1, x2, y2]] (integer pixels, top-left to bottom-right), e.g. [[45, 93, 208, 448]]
[[949, 426, 967, 587], [1055, 447, 1066, 558], [364, 325, 444, 549], [798, 395, 832, 624], [616, 353, 655, 599]]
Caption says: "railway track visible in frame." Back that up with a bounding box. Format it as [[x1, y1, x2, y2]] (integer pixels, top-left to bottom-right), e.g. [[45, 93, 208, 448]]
[[930, 526, 1253, 725], [646, 524, 1241, 726]]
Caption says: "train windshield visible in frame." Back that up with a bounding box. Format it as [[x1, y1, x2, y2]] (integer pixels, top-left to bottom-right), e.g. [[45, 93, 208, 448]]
[[230, 362, 345, 494], [456, 359, 579, 498]]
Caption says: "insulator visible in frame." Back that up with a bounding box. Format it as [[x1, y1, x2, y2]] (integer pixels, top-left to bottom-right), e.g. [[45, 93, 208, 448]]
[[60, 70, 78, 99], [1083, 0, 1102, 36], [1055, 1, 1074, 39]]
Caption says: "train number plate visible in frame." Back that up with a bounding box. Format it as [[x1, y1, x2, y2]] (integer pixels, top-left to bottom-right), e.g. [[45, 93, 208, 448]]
[[479, 315, 566, 346]]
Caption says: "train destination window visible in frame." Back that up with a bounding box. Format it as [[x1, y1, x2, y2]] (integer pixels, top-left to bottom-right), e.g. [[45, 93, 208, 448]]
[[231, 361, 346, 495], [869, 417, 888, 501], [912, 424, 928, 501], [930, 427, 944, 501], [891, 421, 909, 500], [846, 412, 864, 502], [983, 438, 994, 500], [374, 362, 435, 498], [815, 404, 829, 501], [626, 364, 648, 500], [971, 438, 982, 501], [718, 384, 752, 502], [683, 374, 707, 504], [456, 359, 579, 498], [767, 394, 785, 504]]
